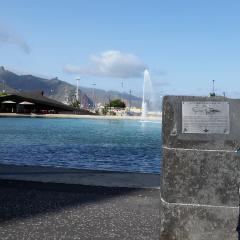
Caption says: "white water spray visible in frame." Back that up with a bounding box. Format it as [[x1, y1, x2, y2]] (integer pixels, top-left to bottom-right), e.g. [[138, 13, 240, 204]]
[[142, 69, 151, 118]]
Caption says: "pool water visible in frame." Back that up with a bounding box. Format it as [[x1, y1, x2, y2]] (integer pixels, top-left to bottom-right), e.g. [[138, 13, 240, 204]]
[[0, 117, 161, 173]]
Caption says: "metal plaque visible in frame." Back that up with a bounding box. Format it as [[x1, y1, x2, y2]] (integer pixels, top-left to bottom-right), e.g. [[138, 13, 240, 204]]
[[182, 101, 229, 134]]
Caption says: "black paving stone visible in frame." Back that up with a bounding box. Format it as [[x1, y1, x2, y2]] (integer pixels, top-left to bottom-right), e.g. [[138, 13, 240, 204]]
[[0, 180, 160, 240]]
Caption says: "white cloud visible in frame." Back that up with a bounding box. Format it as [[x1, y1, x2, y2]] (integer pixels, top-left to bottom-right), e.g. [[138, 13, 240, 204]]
[[0, 26, 30, 54], [64, 50, 147, 78]]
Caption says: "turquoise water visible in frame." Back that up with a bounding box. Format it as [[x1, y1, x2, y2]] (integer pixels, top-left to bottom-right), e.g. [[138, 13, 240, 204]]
[[0, 117, 161, 173]]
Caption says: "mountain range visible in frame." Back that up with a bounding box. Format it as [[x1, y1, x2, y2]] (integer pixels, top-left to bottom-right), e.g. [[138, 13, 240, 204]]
[[0, 66, 142, 108]]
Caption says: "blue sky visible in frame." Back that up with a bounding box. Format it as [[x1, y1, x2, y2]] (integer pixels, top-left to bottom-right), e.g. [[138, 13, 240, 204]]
[[1, 0, 240, 97]]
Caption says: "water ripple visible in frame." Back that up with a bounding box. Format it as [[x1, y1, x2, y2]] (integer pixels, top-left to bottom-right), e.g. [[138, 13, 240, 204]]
[[0, 118, 161, 173]]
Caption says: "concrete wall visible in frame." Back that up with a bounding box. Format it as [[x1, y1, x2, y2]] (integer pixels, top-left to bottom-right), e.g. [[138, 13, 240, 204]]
[[160, 96, 240, 240]]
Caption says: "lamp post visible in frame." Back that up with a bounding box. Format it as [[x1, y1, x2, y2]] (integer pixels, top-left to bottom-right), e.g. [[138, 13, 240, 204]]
[[121, 81, 124, 101], [209, 79, 216, 97], [212, 79, 215, 94], [92, 83, 96, 109], [129, 89, 132, 111], [76, 77, 80, 101]]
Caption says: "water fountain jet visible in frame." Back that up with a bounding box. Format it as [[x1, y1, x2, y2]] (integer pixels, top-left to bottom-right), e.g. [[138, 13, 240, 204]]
[[142, 69, 151, 118]]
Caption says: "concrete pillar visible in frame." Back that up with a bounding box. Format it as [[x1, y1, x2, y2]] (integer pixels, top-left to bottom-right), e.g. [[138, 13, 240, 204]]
[[160, 96, 240, 240]]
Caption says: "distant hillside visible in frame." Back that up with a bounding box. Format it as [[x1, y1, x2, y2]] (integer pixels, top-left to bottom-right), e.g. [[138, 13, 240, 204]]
[[0, 66, 142, 108]]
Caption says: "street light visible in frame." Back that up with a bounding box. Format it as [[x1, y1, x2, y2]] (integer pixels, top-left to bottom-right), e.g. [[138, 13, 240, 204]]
[[129, 89, 132, 111], [212, 79, 215, 94], [121, 81, 124, 101], [210, 79, 216, 97]]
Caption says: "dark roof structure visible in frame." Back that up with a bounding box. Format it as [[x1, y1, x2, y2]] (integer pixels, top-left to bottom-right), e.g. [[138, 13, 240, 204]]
[[0, 91, 75, 112]]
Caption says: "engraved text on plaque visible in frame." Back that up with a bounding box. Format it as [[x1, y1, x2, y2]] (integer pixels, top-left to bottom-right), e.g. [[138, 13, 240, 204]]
[[182, 101, 229, 134]]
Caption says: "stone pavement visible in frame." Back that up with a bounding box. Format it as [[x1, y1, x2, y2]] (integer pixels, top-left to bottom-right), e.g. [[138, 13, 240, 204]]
[[0, 180, 159, 240]]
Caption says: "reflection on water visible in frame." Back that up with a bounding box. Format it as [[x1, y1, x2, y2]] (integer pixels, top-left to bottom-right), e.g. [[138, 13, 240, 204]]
[[0, 118, 161, 173]]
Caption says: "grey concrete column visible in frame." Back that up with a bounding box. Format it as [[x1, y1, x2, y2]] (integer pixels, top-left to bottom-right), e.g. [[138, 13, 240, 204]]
[[160, 96, 240, 240]]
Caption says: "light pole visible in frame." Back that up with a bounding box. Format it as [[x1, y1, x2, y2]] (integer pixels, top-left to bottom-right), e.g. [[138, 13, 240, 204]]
[[129, 89, 132, 111], [121, 81, 124, 101], [76, 77, 80, 101], [212, 79, 215, 94], [92, 83, 96, 109], [210, 79, 216, 97]]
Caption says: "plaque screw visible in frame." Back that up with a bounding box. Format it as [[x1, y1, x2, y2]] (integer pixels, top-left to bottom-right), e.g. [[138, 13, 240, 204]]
[[235, 147, 240, 156]]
